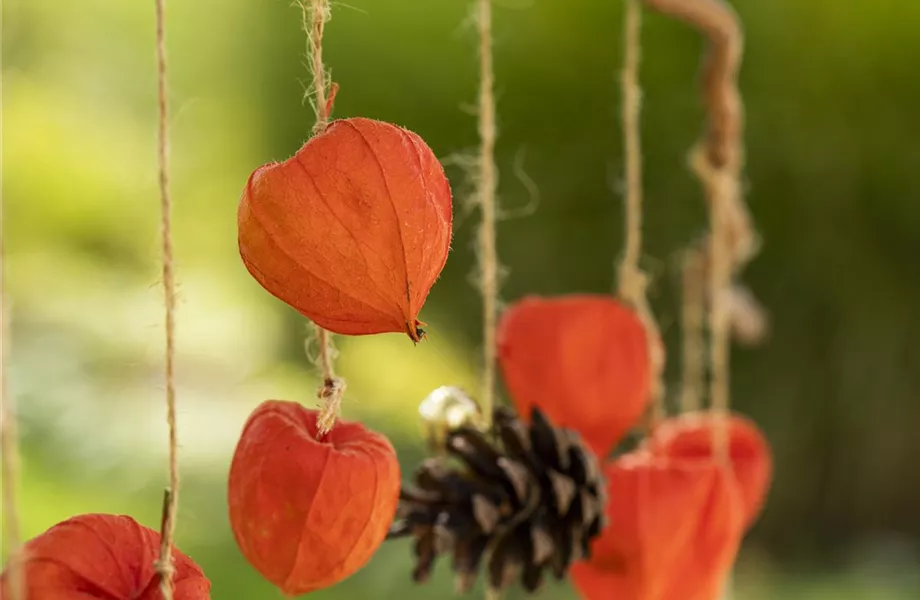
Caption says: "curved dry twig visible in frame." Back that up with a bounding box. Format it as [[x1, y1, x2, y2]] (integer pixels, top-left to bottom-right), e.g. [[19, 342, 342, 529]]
[[643, 0, 756, 268], [640, 0, 762, 466]]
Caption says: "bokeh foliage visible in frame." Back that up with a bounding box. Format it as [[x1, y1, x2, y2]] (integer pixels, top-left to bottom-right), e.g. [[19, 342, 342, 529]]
[[3, 0, 919, 597]]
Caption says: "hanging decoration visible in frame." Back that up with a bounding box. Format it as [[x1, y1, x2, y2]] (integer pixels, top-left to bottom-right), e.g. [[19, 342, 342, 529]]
[[0, 514, 210, 599], [572, 1, 774, 599], [228, 400, 400, 595], [388, 401, 606, 594], [571, 452, 744, 600], [647, 412, 772, 528], [228, 3, 408, 592], [497, 295, 650, 459], [374, 0, 776, 598], [568, 410, 771, 600], [238, 116, 453, 342]]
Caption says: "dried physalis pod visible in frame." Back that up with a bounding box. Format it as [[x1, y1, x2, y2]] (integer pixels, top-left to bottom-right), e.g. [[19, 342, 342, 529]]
[[388, 406, 607, 596], [646, 411, 773, 529], [0, 513, 210, 599], [571, 450, 744, 600], [227, 400, 400, 595], [418, 386, 484, 454], [498, 294, 651, 458], [238, 117, 453, 342]]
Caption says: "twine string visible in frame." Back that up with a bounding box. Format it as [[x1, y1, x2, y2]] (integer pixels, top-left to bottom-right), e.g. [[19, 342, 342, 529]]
[[476, 0, 499, 432], [618, 0, 666, 426], [679, 245, 706, 413], [639, 0, 752, 465], [692, 149, 736, 465], [471, 1, 502, 596], [153, 0, 180, 595], [299, 0, 346, 437], [306, 0, 332, 134]]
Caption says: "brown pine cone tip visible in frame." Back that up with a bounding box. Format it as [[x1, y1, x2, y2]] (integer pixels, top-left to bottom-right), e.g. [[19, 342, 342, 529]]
[[387, 406, 608, 595]]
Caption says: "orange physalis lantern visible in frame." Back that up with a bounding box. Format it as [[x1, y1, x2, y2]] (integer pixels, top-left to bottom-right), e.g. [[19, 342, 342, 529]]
[[571, 451, 744, 600], [238, 117, 453, 342], [647, 411, 773, 528], [227, 400, 401, 595], [0, 513, 210, 600], [497, 294, 650, 457]]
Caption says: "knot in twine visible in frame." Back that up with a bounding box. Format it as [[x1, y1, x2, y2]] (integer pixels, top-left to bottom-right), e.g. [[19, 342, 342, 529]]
[[153, 555, 176, 598], [688, 143, 759, 271], [154, 556, 176, 578]]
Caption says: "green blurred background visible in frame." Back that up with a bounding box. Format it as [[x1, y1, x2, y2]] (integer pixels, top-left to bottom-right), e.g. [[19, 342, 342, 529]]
[[3, 0, 919, 598]]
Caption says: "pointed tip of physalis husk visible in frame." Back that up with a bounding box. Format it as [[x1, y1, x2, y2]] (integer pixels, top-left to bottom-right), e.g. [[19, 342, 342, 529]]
[[407, 319, 428, 344]]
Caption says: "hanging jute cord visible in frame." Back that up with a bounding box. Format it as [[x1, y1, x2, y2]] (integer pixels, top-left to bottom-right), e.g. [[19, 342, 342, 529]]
[[473, 1, 501, 595], [638, 0, 755, 464], [0, 297, 24, 600], [300, 0, 346, 437], [618, 0, 667, 427], [679, 246, 706, 413], [476, 0, 499, 433], [152, 0, 180, 596], [307, 0, 332, 134]]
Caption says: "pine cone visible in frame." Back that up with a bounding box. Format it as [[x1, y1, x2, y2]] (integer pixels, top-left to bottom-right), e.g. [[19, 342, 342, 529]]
[[387, 406, 607, 595]]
